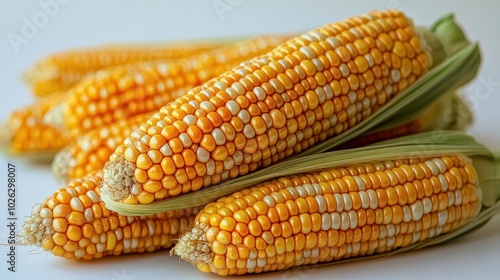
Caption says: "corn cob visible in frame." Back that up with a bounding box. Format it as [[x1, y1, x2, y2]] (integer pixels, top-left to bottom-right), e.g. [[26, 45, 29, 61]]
[[0, 92, 68, 155], [21, 171, 200, 260], [172, 153, 482, 275], [24, 41, 224, 97], [101, 9, 435, 205], [45, 36, 288, 139]]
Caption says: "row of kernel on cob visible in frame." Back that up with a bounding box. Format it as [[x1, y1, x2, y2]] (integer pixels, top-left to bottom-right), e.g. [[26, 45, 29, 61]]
[[13, 9, 498, 276]]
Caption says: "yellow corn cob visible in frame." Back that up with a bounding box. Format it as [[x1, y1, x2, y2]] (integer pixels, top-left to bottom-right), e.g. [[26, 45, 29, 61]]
[[24, 41, 224, 97], [52, 112, 154, 182], [46, 36, 288, 139], [21, 171, 200, 260], [173, 154, 481, 275], [102, 10, 433, 205], [0, 92, 68, 154]]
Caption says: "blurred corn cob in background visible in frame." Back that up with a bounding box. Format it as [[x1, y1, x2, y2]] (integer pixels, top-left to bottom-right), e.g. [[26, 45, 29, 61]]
[[44, 36, 288, 140], [1, 36, 287, 158], [100, 9, 475, 207], [0, 92, 68, 156], [51, 91, 471, 184], [21, 171, 201, 260], [172, 132, 500, 275], [23, 41, 226, 97]]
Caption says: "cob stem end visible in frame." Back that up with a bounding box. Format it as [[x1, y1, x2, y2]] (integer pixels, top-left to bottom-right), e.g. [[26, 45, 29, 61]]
[[102, 155, 135, 202], [43, 104, 66, 132], [20, 206, 53, 248], [51, 148, 74, 183], [171, 222, 212, 267]]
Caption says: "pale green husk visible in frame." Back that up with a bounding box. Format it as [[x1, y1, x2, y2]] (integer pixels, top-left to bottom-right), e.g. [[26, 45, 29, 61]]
[[101, 13, 484, 215]]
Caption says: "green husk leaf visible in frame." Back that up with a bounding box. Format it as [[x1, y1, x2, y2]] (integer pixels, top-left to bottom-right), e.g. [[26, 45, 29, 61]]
[[102, 131, 498, 215]]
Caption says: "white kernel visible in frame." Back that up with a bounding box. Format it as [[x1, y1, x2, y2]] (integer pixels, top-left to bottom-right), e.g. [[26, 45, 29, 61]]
[[432, 158, 447, 173], [159, 143, 173, 156], [300, 45, 316, 59], [366, 189, 378, 209], [342, 193, 352, 211], [178, 133, 192, 148], [196, 147, 210, 163], [257, 258, 266, 268], [447, 191, 455, 206], [326, 37, 341, 48], [348, 91, 357, 104], [214, 81, 228, 91], [321, 213, 331, 231], [253, 87, 267, 101], [348, 210, 358, 229], [359, 191, 369, 209], [115, 228, 123, 241], [380, 226, 387, 239], [246, 259, 256, 269], [223, 157, 235, 170], [311, 58, 323, 71], [296, 186, 307, 198], [422, 197, 432, 214], [412, 232, 421, 243], [249, 248, 257, 259], [226, 100, 240, 115], [410, 201, 424, 221], [437, 210, 448, 226], [334, 194, 344, 212], [439, 174, 448, 192], [315, 195, 327, 213], [387, 224, 396, 237], [231, 82, 245, 95], [402, 205, 412, 222], [70, 197, 84, 212], [323, 85, 333, 100], [364, 53, 374, 68], [302, 249, 311, 258], [263, 195, 275, 207], [238, 110, 250, 124], [311, 247, 320, 258], [39, 208, 52, 219], [330, 212, 341, 230], [339, 64, 350, 77], [206, 160, 215, 176], [183, 115, 196, 126], [123, 239, 131, 250], [75, 249, 85, 259], [131, 183, 140, 195], [387, 236, 396, 247], [286, 187, 299, 199], [84, 208, 94, 222], [131, 238, 139, 249], [425, 160, 440, 176], [200, 101, 215, 113], [340, 212, 350, 230], [315, 87, 326, 104], [242, 124, 255, 139], [454, 190, 463, 205], [304, 184, 316, 196], [391, 69, 401, 82]]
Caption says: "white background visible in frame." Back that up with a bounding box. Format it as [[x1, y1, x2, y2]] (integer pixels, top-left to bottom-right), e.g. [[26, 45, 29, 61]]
[[1, 1, 499, 279]]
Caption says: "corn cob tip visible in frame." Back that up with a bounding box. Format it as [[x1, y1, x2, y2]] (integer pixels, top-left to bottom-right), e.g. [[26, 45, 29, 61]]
[[171, 222, 212, 266], [43, 104, 65, 132], [51, 148, 74, 183], [21, 206, 53, 248], [102, 155, 136, 202]]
